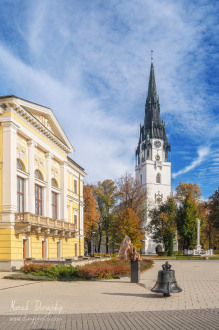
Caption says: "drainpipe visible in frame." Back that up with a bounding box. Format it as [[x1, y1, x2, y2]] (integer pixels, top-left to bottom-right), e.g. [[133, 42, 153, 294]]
[[79, 173, 81, 256]]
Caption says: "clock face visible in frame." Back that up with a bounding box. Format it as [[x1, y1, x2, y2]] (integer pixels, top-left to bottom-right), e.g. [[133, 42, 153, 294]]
[[154, 140, 161, 148]]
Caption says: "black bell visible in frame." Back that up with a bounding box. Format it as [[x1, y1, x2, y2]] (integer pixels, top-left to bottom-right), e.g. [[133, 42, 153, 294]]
[[151, 261, 182, 297]]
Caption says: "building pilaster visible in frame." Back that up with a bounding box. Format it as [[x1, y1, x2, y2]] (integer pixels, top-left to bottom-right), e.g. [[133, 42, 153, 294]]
[[45, 152, 52, 218], [2, 121, 19, 221], [60, 161, 68, 221], [27, 140, 36, 214], [79, 177, 84, 236]]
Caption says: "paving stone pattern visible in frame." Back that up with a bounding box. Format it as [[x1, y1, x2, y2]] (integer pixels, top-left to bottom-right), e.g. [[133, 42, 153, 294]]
[[0, 260, 218, 329], [0, 309, 218, 330]]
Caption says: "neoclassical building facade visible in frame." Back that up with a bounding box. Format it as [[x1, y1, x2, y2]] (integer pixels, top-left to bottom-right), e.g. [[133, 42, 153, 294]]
[[0, 95, 85, 271]]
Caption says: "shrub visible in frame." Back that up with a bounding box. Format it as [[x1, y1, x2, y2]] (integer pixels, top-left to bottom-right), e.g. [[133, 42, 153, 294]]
[[20, 259, 153, 281], [21, 264, 77, 279], [21, 263, 53, 274], [77, 258, 153, 280]]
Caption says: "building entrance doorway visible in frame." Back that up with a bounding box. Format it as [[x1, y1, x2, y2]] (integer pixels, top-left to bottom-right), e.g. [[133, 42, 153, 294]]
[[42, 241, 45, 259], [57, 241, 61, 259], [23, 239, 27, 262], [156, 244, 162, 254]]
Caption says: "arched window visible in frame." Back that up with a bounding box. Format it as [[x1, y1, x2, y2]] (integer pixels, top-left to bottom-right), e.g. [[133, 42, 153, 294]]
[[51, 178, 58, 188], [35, 170, 43, 181], [17, 159, 25, 171], [147, 149, 150, 159], [156, 173, 161, 184]]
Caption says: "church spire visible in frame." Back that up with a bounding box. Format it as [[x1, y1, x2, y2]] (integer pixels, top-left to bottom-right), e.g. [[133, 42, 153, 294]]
[[145, 54, 161, 128], [146, 51, 158, 104]]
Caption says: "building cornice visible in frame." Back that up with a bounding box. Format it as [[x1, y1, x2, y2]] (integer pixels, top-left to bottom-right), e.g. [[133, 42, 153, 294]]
[[67, 156, 86, 176], [0, 97, 73, 154], [14, 103, 71, 154]]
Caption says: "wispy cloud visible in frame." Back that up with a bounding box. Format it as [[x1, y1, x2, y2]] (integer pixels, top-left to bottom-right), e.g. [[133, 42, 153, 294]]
[[0, 0, 218, 198], [172, 147, 210, 178]]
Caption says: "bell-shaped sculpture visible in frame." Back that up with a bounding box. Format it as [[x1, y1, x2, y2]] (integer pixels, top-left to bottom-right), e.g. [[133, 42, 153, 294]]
[[151, 261, 182, 297]]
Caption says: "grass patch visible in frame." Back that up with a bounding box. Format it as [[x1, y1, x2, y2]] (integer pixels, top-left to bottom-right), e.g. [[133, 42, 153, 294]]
[[209, 256, 219, 260], [149, 255, 219, 260], [4, 273, 55, 281]]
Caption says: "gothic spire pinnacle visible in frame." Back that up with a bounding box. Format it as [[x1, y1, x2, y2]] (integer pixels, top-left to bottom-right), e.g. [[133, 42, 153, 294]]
[[147, 52, 158, 103], [145, 54, 160, 127]]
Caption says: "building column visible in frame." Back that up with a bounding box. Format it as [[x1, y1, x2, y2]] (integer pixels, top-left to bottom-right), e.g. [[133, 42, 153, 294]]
[[60, 161, 68, 221], [45, 152, 52, 218], [2, 121, 19, 221], [27, 140, 35, 214], [195, 219, 202, 251]]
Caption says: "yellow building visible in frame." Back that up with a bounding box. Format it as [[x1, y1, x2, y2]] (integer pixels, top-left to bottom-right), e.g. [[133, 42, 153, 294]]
[[0, 95, 86, 271]]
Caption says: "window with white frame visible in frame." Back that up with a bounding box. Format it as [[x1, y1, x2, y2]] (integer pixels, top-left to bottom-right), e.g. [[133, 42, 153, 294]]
[[51, 178, 58, 188], [17, 176, 25, 212], [74, 179, 77, 194], [17, 158, 25, 171], [74, 214, 78, 229], [35, 170, 43, 180], [156, 173, 161, 184], [35, 184, 43, 215], [52, 192, 58, 219]]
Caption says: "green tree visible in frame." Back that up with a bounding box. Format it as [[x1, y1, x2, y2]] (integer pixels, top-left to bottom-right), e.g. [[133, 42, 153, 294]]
[[209, 187, 219, 231], [92, 180, 117, 253], [175, 182, 205, 250], [147, 197, 177, 255], [177, 199, 198, 250]]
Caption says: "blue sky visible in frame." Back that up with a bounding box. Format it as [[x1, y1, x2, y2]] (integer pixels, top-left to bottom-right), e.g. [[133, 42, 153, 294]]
[[0, 0, 218, 199]]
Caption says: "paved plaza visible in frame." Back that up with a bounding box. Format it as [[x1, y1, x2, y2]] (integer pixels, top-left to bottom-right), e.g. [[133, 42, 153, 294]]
[[0, 260, 218, 329]]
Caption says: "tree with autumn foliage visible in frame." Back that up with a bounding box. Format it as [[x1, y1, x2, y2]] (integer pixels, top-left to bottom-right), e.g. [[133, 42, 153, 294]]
[[109, 173, 147, 251], [92, 180, 117, 253], [175, 182, 201, 203], [83, 185, 100, 254], [116, 172, 147, 222], [147, 197, 177, 255], [111, 208, 144, 250]]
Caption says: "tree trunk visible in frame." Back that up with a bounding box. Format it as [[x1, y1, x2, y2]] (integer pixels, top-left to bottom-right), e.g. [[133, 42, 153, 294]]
[[87, 241, 92, 254], [167, 232, 174, 256], [98, 235, 102, 253], [106, 236, 109, 253], [209, 223, 212, 249]]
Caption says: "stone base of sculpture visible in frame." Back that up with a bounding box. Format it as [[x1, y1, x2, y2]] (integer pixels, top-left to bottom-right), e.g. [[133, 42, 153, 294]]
[[131, 260, 140, 283], [184, 248, 213, 256], [117, 236, 141, 283]]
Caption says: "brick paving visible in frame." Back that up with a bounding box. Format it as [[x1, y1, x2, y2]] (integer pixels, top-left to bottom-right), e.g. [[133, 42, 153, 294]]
[[0, 309, 218, 330], [0, 260, 218, 329]]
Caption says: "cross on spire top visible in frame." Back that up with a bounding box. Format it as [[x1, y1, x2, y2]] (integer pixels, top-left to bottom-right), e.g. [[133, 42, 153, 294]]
[[151, 50, 154, 64]]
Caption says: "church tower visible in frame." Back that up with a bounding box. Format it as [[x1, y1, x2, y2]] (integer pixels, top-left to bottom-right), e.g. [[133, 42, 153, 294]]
[[135, 58, 171, 254]]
